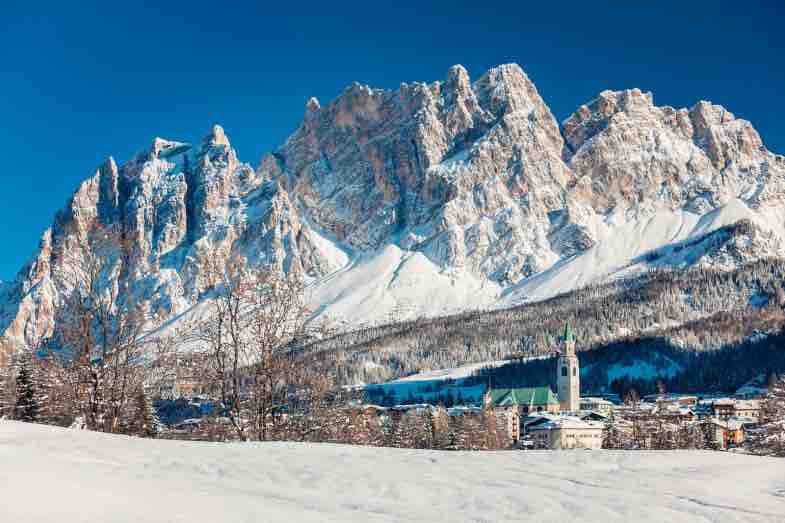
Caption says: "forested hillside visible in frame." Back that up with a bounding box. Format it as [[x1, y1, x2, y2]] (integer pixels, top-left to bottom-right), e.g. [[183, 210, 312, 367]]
[[307, 260, 785, 387], [465, 328, 785, 397]]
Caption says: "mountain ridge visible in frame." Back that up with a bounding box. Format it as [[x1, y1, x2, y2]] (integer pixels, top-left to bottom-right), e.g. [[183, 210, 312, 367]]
[[2, 62, 784, 353]]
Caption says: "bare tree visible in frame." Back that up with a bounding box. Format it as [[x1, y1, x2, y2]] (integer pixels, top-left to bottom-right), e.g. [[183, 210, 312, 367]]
[[189, 255, 330, 441], [47, 225, 158, 433]]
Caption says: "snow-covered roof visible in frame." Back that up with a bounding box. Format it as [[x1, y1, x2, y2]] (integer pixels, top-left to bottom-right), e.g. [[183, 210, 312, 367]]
[[711, 416, 758, 431], [526, 415, 603, 431], [578, 410, 609, 420], [488, 387, 558, 407], [580, 397, 614, 405], [713, 398, 761, 409]]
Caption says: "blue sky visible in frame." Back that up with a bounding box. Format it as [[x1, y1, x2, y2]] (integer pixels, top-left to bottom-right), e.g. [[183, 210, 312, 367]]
[[1, 1, 783, 279]]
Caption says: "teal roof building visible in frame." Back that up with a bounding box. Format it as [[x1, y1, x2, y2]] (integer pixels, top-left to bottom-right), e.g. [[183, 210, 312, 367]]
[[486, 386, 559, 413]]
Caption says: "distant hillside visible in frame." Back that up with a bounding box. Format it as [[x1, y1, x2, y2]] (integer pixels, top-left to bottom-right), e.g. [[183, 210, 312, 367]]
[[305, 260, 785, 387]]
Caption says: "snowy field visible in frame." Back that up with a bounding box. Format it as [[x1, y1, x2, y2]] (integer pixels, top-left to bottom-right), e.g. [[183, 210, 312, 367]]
[[1, 421, 784, 523]]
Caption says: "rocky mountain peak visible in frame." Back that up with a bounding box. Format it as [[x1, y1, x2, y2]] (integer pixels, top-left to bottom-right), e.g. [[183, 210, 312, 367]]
[[562, 88, 655, 152], [203, 124, 231, 148], [305, 96, 321, 115], [473, 63, 541, 116], [97, 155, 120, 220], [445, 64, 471, 96], [687, 101, 765, 169], [148, 137, 191, 160]]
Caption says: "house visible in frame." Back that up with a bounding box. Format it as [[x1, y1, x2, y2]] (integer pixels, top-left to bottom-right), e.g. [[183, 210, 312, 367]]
[[733, 400, 762, 420], [579, 397, 615, 414], [526, 416, 604, 450], [712, 399, 761, 421], [522, 412, 562, 434], [653, 403, 695, 421], [709, 417, 757, 449]]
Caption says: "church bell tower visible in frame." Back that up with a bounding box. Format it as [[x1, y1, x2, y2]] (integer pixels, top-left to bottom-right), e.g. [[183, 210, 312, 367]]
[[557, 322, 580, 412]]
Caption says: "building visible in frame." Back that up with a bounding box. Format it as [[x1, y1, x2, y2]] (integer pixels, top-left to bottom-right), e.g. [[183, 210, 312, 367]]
[[579, 397, 615, 414], [557, 322, 580, 412], [712, 399, 761, 421], [709, 417, 757, 449], [486, 387, 560, 415], [643, 394, 698, 407], [485, 387, 560, 446], [526, 416, 604, 450]]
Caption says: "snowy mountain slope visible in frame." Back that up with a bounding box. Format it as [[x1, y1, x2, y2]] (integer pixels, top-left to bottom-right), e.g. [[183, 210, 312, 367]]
[[2, 421, 784, 523], [502, 198, 785, 305], [2, 64, 785, 354]]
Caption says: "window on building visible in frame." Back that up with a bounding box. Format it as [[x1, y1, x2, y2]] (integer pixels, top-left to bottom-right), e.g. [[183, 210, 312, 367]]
[[562, 367, 567, 377], [573, 367, 577, 376]]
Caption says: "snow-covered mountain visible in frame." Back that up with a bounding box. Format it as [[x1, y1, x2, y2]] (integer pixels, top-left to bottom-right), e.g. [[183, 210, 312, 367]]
[[3, 63, 785, 351]]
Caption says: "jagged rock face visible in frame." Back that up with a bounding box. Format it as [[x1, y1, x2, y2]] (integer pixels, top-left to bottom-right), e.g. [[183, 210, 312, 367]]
[[2, 63, 785, 353], [563, 89, 785, 214], [272, 63, 576, 281]]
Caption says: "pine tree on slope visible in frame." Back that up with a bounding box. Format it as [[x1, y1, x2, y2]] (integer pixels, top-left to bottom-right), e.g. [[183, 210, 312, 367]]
[[128, 388, 160, 438], [0, 360, 14, 419], [14, 357, 38, 422]]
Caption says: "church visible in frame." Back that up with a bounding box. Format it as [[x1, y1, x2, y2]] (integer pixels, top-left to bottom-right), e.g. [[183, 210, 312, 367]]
[[484, 323, 601, 448], [486, 322, 581, 415], [485, 323, 597, 448]]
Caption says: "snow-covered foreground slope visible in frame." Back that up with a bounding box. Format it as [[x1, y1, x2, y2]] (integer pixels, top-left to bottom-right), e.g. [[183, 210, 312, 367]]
[[1, 421, 783, 523]]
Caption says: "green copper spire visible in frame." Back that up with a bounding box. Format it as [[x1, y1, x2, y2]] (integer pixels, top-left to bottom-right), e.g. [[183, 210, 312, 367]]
[[563, 321, 574, 343]]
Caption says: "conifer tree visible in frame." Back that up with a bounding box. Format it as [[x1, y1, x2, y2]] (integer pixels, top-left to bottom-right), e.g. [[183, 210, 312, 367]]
[[132, 388, 161, 438], [14, 357, 38, 422], [482, 406, 503, 449], [392, 410, 420, 448], [0, 358, 14, 419], [602, 412, 622, 449], [430, 405, 450, 449]]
